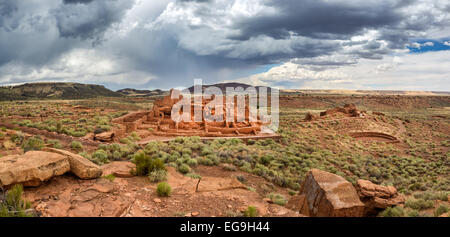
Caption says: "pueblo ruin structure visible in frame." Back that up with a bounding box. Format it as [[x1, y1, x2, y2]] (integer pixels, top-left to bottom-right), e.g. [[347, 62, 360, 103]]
[[108, 89, 276, 141]]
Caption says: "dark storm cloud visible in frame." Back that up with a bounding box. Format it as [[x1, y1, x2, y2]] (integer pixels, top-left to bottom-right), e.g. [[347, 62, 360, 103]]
[[54, 0, 134, 40], [231, 0, 404, 40], [0, 0, 449, 89], [63, 0, 94, 4], [0, 0, 134, 69]]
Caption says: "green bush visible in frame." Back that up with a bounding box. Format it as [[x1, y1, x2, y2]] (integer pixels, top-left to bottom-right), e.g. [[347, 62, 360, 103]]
[[71, 141, 83, 152], [149, 170, 167, 182], [132, 151, 166, 176], [267, 193, 287, 206], [186, 158, 198, 167], [434, 204, 449, 217], [178, 164, 191, 174], [10, 132, 24, 145], [0, 184, 33, 217], [47, 139, 62, 149], [405, 198, 434, 210], [156, 182, 172, 197], [103, 174, 116, 182], [243, 206, 258, 217], [21, 136, 44, 152], [91, 149, 109, 165], [378, 206, 405, 217]]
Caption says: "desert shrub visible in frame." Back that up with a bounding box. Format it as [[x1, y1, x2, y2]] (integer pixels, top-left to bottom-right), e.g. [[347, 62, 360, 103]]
[[236, 175, 246, 183], [21, 136, 44, 152], [434, 204, 449, 217], [243, 206, 258, 217], [178, 164, 191, 174], [103, 174, 116, 182], [149, 170, 168, 182], [71, 141, 83, 152], [378, 206, 405, 217], [132, 151, 166, 176], [186, 173, 202, 179], [0, 184, 33, 217], [0, 132, 4, 139], [91, 149, 109, 165], [156, 182, 172, 197], [10, 132, 24, 145], [186, 158, 198, 167], [78, 151, 91, 160], [267, 193, 287, 206], [406, 209, 420, 217], [405, 198, 434, 210], [47, 139, 62, 149]]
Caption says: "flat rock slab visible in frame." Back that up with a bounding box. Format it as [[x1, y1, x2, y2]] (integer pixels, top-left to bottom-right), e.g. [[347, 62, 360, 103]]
[[0, 151, 70, 187], [43, 148, 102, 179]]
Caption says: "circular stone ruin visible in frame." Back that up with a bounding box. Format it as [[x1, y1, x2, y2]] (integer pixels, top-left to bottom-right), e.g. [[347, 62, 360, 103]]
[[350, 132, 400, 143]]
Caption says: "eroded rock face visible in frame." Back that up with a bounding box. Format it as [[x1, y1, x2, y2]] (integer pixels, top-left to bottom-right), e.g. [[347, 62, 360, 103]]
[[0, 151, 70, 187], [355, 179, 405, 216], [293, 169, 365, 217], [43, 148, 102, 179]]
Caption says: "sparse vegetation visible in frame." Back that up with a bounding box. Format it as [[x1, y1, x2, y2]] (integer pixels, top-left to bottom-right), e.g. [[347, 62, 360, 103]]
[[243, 206, 258, 217], [156, 182, 172, 197], [21, 136, 45, 152], [0, 185, 34, 217]]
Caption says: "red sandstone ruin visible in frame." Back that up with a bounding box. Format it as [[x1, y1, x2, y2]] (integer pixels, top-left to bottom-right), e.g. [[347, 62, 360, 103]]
[[104, 89, 275, 141]]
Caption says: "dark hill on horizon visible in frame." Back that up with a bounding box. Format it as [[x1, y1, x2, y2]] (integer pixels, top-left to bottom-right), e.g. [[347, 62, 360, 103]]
[[0, 82, 120, 100], [116, 88, 167, 97], [187, 82, 274, 93]]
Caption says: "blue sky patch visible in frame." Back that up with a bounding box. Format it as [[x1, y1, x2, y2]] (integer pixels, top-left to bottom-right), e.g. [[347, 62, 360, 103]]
[[408, 39, 450, 53]]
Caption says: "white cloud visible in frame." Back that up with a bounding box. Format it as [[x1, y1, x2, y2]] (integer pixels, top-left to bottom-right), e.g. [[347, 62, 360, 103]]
[[0, 49, 155, 86], [234, 51, 450, 91]]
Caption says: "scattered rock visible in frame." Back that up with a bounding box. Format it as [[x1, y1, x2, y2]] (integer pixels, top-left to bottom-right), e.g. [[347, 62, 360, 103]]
[[355, 179, 405, 216], [153, 198, 162, 203], [295, 169, 365, 217], [43, 148, 102, 179], [263, 198, 273, 203], [0, 151, 70, 187], [101, 161, 136, 178], [94, 131, 115, 142], [304, 112, 319, 121]]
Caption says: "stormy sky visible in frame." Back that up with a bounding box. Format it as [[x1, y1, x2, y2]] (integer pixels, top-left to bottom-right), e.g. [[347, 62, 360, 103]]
[[0, 0, 449, 91]]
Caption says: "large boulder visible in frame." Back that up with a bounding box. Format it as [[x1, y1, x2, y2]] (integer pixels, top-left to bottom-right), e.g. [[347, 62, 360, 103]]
[[355, 179, 405, 216], [0, 151, 70, 187], [43, 148, 102, 179], [292, 169, 365, 217]]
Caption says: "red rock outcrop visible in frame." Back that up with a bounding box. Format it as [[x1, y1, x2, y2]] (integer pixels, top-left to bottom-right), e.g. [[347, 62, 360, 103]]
[[355, 179, 405, 216], [289, 169, 365, 217]]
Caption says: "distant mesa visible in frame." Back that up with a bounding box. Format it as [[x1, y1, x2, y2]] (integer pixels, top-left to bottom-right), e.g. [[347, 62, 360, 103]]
[[116, 88, 167, 97], [187, 82, 274, 94]]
